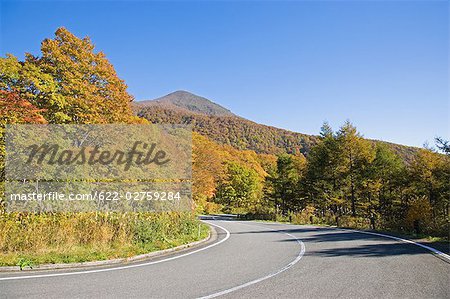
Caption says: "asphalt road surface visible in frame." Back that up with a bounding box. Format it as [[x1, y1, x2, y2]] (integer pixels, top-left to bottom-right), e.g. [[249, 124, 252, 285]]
[[1, 217, 449, 298]]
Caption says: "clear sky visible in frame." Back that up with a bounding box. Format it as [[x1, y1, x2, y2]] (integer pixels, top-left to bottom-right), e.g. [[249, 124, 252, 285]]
[[1, 0, 448, 147]]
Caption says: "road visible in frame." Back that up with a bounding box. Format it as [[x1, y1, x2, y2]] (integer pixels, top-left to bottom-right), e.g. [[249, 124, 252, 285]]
[[1, 217, 449, 298]]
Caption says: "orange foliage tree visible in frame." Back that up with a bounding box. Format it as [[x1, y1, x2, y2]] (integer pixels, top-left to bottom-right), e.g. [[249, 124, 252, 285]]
[[0, 28, 142, 124]]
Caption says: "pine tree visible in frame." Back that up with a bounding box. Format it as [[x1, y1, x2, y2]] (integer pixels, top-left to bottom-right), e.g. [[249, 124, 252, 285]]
[[270, 154, 304, 215], [336, 121, 374, 216], [303, 122, 343, 215]]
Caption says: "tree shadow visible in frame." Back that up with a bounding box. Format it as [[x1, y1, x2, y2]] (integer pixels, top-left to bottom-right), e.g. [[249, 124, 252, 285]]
[[303, 242, 431, 258], [201, 217, 450, 257]]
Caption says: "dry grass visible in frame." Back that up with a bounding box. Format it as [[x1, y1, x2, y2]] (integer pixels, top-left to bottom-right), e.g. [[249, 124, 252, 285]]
[[0, 211, 209, 266]]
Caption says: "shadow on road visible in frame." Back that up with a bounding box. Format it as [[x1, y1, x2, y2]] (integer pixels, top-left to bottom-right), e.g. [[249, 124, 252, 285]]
[[302, 241, 428, 258], [206, 218, 450, 259]]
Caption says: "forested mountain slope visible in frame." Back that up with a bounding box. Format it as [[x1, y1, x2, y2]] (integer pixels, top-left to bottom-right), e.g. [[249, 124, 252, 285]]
[[135, 104, 318, 155], [134, 92, 419, 161]]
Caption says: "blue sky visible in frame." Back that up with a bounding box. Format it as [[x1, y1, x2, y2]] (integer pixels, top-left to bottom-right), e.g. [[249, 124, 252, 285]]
[[1, 0, 448, 147]]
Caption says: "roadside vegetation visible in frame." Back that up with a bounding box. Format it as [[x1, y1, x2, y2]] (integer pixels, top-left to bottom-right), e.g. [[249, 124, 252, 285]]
[[0, 28, 447, 267], [0, 212, 209, 266], [0, 28, 208, 267], [196, 124, 449, 239]]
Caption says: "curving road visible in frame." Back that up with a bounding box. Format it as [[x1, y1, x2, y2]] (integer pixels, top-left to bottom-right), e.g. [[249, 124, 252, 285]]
[[1, 217, 449, 298]]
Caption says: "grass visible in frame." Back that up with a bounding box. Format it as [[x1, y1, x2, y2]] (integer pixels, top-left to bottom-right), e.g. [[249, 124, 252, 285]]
[[0, 212, 210, 267]]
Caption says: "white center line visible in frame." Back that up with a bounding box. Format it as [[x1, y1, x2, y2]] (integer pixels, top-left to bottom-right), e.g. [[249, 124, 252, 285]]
[[197, 222, 306, 299]]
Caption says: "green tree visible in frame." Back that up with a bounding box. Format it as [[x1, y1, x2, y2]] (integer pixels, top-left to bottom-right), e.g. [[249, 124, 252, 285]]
[[303, 123, 344, 216], [303, 122, 376, 219], [215, 162, 263, 213], [367, 144, 405, 227], [336, 121, 374, 216], [268, 154, 305, 215]]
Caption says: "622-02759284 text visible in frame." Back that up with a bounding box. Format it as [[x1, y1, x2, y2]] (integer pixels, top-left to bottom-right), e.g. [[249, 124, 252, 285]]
[[8, 191, 182, 202]]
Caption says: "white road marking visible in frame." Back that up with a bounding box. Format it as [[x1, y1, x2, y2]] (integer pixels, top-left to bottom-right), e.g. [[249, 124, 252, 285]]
[[344, 229, 450, 262], [197, 222, 306, 299], [246, 221, 450, 262], [0, 221, 230, 281], [255, 221, 450, 262], [198, 220, 450, 299]]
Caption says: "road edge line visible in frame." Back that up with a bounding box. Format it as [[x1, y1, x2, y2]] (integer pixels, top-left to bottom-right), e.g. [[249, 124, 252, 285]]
[[258, 221, 450, 263], [0, 221, 230, 281], [342, 228, 450, 262], [0, 226, 214, 273]]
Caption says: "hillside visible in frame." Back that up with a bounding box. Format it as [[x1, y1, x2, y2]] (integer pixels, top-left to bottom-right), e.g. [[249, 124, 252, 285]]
[[138, 90, 234, 117], [134, 91, 419, 161], [135, 104, 318, 155]]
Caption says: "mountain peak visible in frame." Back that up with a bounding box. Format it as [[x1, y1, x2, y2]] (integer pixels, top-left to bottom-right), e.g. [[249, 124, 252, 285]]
[[170, 90, 196, 96], [138, 91, 234, 117]]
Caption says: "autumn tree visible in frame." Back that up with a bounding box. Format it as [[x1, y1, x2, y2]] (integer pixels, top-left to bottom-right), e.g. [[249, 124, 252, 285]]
[[0, 54, 63, 121], [192, 133, 226, 213], [408, 148, 449, 233], [369, 144, 405, 223], [409, 149, 441, 209], [0, 90, 48, 205], [0, 90, 47, 125], [336, 121, 374, 216], [0, 27, 140, 124], [301, 122, 382, 222]]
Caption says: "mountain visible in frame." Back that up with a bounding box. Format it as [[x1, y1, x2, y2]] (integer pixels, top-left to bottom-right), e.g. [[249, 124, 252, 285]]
[[136, 104, 319, 155], [138, 90, 234, 117], [134, 91, 419, 161]]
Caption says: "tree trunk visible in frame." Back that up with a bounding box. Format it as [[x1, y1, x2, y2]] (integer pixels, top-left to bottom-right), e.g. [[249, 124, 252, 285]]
[[351, 182, 356, 216]]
